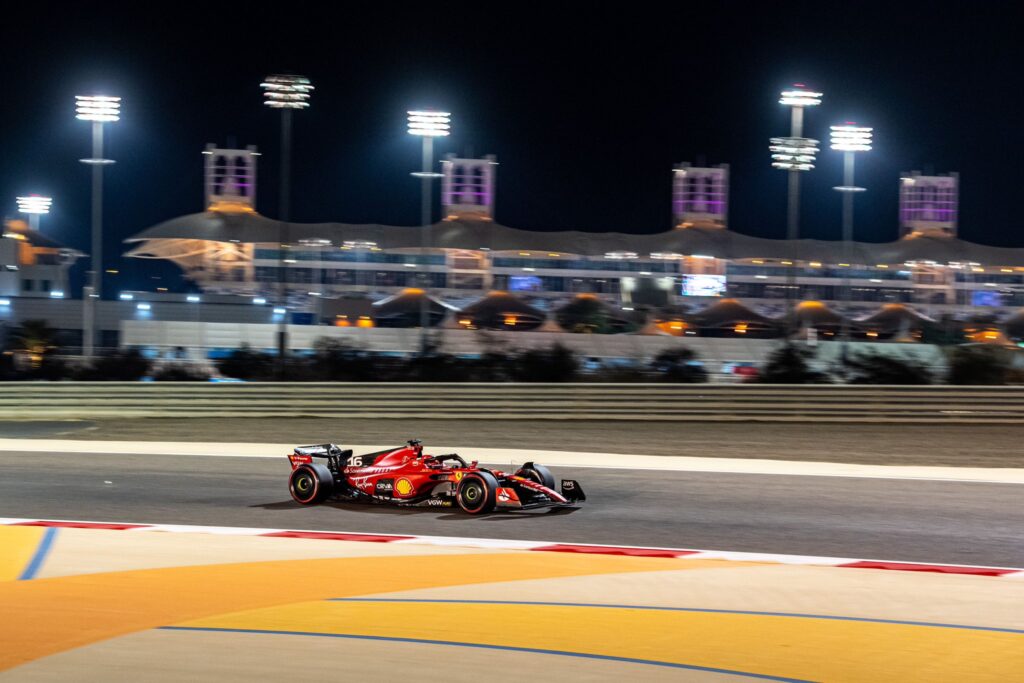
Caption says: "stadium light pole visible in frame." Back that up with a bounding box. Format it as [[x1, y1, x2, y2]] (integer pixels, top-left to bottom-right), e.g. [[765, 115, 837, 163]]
[[76, 95, 120, 357], [407, 110, 450, 351], [830, 123, 873, 351], [16, 195, 53, 232], [261, 74, 313, 364], [771, 85, 821, 334]]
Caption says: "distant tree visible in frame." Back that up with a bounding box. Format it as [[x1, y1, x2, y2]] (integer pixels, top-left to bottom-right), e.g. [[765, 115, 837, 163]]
[[152, 364, 210, 382], [310, 338, 378, 381], [556, 298, 612, 334], [9, 319, 58, 368], [75, 349, 152, 381], [760, 344, 829, 384], [510, 344, 578, 382], [947, 346, 1009, 385], [843, 352, 933, 385], [650, 347, 708, 383], [217, 344, 276, 380]]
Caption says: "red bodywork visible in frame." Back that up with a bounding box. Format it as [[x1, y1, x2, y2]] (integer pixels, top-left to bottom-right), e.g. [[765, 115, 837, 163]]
[[288, 442, 568, 509]]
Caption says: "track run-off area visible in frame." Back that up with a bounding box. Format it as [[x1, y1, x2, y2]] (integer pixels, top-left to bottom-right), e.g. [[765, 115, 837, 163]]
[[1, 434, 1022, 681]]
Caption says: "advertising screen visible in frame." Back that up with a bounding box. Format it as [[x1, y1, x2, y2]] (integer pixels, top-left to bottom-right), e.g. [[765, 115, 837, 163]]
[[681, 274, 726, 297], [509, 275, 543, 292], [971, 290, 1002, 307]]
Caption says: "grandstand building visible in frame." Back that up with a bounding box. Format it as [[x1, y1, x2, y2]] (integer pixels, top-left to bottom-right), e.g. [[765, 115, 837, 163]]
[[125, 145, 1024, 322]]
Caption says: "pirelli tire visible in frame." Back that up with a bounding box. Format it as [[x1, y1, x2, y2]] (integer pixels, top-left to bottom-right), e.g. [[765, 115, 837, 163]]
[[289, 463, 335, 505], [517, 462, 556, 490], [456, 471, 499, 515]]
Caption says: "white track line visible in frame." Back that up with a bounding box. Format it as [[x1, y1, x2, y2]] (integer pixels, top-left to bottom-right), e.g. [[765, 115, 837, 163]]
[[0, 438, 1021, 484]]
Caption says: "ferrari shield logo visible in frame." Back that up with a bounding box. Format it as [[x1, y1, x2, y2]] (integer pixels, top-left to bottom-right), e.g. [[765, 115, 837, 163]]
[[453, 471, 464, 482]]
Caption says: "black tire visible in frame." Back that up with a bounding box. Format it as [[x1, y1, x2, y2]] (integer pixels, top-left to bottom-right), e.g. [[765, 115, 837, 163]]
[[517, 462, 556, 489], [456, 472, 498, 514], [289, 463, 334, 505]]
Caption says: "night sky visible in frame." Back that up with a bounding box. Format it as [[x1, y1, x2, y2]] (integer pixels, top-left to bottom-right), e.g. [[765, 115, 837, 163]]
[[0, 4, 1020, 293]]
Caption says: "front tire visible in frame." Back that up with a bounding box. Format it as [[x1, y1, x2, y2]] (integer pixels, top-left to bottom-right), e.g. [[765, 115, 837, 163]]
[[516, 462, 555, 489], [456, 472, 498, 514], [289, 463, 334, 505]]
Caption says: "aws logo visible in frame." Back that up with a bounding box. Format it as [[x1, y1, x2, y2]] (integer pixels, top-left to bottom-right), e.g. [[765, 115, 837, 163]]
[[394, 478, 415, 496]]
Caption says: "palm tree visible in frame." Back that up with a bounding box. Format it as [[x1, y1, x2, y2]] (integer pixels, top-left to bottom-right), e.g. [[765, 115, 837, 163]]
[[10, 319, 58, 368]]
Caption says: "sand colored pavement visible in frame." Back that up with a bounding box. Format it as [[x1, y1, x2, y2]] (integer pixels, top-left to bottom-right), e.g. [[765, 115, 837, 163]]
[[1, 527, 1022, 682]]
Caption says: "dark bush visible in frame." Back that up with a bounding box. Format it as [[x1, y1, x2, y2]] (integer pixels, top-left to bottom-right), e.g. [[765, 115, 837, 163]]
[[401, 351, 474, 382], [310, 338, 380, 381], [947, 346, 1009, 385], [509, 344, 578, 382], [843, 352, 933, 385], [217, 344, 276, 380], [760, 344, 829, 384], [74, 349, 152, 381], [152, 364, 211, 381], [650, 348, 708, 383]]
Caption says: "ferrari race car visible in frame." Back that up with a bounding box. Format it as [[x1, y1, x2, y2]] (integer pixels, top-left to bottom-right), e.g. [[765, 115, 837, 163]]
[[287, 440, 585, 514]]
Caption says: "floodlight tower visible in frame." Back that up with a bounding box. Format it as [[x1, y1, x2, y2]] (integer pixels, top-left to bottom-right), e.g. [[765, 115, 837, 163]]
[[76, 94, 120, 357], [16, 195, 53, 232], [407, 110, 451, 347], [261, 74, 313, 362], [830, 123, 873, 346], [770, 85, 821, 328]]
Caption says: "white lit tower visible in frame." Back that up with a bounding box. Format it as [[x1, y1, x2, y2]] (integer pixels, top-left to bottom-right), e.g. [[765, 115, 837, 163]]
[[441, 154, 497, 221], [671, 163, 729, 227], [899, 171, 958, 237]]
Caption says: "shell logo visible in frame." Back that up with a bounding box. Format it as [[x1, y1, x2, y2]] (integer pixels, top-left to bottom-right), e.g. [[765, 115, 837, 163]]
[[395, 478, 414, 496]]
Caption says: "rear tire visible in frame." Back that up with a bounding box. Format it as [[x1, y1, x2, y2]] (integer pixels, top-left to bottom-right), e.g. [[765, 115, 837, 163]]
[[456, 472, 498, 514], [517, 462, 555, 489], [289, 463, 334, 505]]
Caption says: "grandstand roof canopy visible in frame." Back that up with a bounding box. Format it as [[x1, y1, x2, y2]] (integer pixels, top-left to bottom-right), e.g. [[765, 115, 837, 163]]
[[126, 212, 1024, 266]]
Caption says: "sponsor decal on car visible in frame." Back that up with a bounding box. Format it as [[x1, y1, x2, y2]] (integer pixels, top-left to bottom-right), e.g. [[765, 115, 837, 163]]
[[453, 471, 464, 482], [394, 477, 415, 497], [424, 498, 451, 507], [375, 479, 394, 493]]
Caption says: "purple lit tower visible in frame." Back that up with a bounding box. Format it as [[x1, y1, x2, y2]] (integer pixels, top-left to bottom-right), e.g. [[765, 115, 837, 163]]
[[899, 171, 958, 237], [672, 162, 729, 228], [203, 143, 259, 211], [441, 154, 497, 221]]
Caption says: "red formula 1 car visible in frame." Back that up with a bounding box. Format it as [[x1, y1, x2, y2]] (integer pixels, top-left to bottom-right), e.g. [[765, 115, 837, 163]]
[[286, 440, 585, 514]]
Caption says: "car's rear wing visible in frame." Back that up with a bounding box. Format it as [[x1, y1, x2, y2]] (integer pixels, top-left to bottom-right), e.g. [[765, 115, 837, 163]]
[[288, 444, 353, 469]]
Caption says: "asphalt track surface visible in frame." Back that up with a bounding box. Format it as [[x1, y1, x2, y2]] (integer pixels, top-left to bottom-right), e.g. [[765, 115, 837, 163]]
[[11, 418, 1024, 467], [1, 450, 1021, 567]]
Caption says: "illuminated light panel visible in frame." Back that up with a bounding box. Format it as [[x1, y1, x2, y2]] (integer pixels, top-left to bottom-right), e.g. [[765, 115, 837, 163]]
[[779, 87, 823, 107], [49, 290, 64, 298], [119, 293, 134, 301], [186, 295, 201, 302], [604, 251, 638, 260], [273, 307, 286, 314], [830, 124, 873, 152], [342, 240, 377, 249], [16, 195, 52, 215], [75, 95, 121, 122], [261, 75, 314, 109], [252, 297, 267, 305], [407, 110, 451, 137], [136, 303, 151, 311], [769, 136, 819, 170]]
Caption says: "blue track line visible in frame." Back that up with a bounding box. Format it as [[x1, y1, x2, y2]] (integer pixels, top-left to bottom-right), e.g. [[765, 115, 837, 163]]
[[326, 598, 1024, 635], [159, 626, 812, 682], [17, 527, 58, 581]]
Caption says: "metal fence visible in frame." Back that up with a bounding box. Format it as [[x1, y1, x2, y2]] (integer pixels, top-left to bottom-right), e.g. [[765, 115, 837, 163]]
[[2, 383, 1024, 422]]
